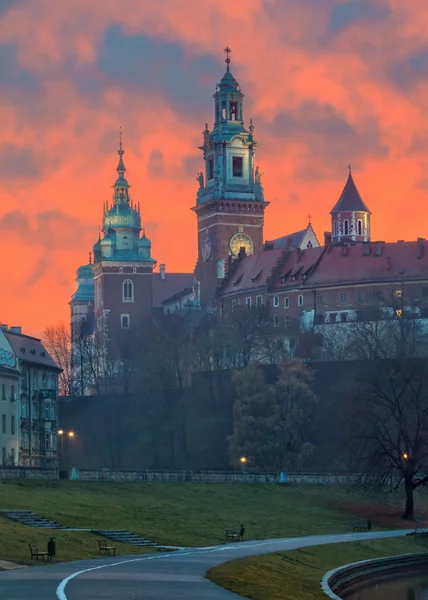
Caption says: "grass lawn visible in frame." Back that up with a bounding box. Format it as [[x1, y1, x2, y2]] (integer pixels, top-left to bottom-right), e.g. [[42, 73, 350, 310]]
[[208, 536, 428, 600], [0, 480, 425, 566]]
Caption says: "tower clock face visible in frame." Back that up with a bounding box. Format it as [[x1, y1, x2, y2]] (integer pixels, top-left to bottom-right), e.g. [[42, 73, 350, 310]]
[[202, 234, 213, 261], [229, 233, 253, 257]]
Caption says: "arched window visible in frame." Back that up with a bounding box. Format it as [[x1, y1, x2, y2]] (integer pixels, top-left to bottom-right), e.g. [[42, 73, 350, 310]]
[[122, 279, 134, 303], [133, 267, 137, 274], [333, 221, 338, 236], [357, 220, 362, 236], [344, 220, 349, 235], [119, 267, 123, 274]]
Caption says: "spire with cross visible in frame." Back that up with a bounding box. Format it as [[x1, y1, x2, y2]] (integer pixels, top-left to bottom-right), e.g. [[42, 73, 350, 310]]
[[224, 46, 231, 71]]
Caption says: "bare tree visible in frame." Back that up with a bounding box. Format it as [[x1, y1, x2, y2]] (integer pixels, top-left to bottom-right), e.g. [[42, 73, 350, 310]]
[[352, 359, 428, 519], [43, 323, 73, 396]]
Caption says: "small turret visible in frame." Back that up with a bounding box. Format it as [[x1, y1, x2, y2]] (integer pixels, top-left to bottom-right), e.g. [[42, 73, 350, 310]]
[[331, 166, 371, 244]]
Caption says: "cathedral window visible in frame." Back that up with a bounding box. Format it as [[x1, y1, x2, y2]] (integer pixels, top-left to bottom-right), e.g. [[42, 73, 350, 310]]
[[344, 220, 349, 235], [357, 220, 362, 236], [208, 158, 214, 181], [233, 157, 243, 177], [122, 279, 134, 303], [121, 314, 130, 329]]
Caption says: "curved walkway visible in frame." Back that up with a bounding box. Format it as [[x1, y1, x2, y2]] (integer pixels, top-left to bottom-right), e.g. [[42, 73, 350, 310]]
[[0, 529, 417, 599]]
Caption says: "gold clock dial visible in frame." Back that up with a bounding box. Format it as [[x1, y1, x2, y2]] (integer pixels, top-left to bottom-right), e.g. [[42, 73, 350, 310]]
[[229, 233, 253, 257]]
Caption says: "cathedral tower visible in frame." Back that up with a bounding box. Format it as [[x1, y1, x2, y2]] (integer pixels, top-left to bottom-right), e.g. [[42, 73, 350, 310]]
[[331, 167, 371, 244], [192, 48, 268, 309], [91, 134, 156, 348]]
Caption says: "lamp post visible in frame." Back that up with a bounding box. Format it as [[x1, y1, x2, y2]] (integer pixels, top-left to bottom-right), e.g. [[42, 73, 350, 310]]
[[57, 430, 75, 468], [240, 456, 247, 474]]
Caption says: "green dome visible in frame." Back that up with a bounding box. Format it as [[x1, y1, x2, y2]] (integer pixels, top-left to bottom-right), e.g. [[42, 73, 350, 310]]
[[137, 234, 151, 247], [101, 235, 114, 246], [77, 264, 93, 278], [103, 203, 141, 231]]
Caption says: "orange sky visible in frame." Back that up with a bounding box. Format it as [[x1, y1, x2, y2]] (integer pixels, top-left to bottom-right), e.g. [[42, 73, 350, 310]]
[[1, 0, 428, 336]]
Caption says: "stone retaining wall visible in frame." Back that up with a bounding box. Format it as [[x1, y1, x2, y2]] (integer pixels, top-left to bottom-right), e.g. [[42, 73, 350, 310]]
[[322, 553, 428, 599], [75, 469, 360, 484], [0, 467, 58, 479]]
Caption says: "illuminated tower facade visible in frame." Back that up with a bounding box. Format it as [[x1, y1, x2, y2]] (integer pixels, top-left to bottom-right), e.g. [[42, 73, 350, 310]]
[[193, 48, 268, 309]]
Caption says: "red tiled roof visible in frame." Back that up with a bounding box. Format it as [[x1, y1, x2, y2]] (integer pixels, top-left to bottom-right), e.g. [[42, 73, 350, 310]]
[[307, 241, 428, 288], [4, 331, 61, 371], [221, 249, 283, 296], [152, 273, 194, 307], [271, 247, 325, 291]]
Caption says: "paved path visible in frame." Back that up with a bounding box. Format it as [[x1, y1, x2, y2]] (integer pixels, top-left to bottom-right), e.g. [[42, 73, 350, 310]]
[[0, 529, 416, 599]]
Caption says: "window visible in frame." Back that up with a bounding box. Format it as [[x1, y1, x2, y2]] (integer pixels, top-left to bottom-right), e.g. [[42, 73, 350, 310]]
[[317, 295, 324, 304], [357, 220, 362, 236], [33, 403, 39, 419], [51, 405, 55, 421], [273, 296, 279, 308], [357, 292, 365, 302], [45, 433, 51, 451], [122, 279, 134, 303], [395, 309, 403, 319], [208, 158, 214, 181], [306, 241, 313, 248], [119, 267, 123, 274], [395, 289, 402, 298], [10, 385, 15, 401], [33, 372, 38, 390], [274, 315, 279, 328], [45, 402, 50, 420], [330, 312, 337, 323], [284, 297, 289, 309], [232, 156, 243, 177], [11, 415, 15, 435], [246, 297, 252, 309], [2, 414, 6, 433], [1, 384, 5, 401], [256, 295, 263, 307], [340, 293, 348, 303], [121, 314, 130, 329], [1, 448, 5, 466], [229, 101, 237, 120], [285, 317, 290, 330], [231, 300, 237, 312], [341, 313, 348, 323], [333, 221, 338, 236], [97, 279, 102, 308], [298, 295, 303, 306], [344, 220, 349, 235], [122, 236, 129, 249], [133, 267, 137, 274], [21, 402, 27, 418]]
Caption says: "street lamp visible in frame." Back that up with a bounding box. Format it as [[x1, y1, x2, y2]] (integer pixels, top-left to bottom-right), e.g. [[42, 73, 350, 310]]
[[240, 456, 247, 473], [68, 431, 75, 439], [403, 453, 409, 460]]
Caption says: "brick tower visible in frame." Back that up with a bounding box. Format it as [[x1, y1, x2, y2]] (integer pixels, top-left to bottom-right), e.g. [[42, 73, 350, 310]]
[[192, 48, 268, 310]]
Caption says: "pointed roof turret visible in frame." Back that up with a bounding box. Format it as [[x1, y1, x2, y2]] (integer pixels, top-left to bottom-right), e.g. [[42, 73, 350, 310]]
[[330, 166, 371, 214]]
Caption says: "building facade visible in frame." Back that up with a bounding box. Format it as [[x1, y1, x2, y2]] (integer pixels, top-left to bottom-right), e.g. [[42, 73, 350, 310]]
[[71, 49, 428, 361], [0, 326, 61, 467]]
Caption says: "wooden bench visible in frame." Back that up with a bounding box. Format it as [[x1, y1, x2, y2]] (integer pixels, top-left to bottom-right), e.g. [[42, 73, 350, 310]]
[[97, 539, 116, 555], [352, 522, 367, 532], [29, 543, 51, 561], [225, 526, 245, 542]]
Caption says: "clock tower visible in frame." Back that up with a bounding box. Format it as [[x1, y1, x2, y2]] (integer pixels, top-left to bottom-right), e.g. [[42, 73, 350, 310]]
[[193, 48, 268, 309]]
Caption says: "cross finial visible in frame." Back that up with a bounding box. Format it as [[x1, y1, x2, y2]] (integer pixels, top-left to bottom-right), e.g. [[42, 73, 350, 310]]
[[249, 118, 254, 134], [89, 251, 92, 264], [119, 127, 123, 154], [348, 163, 352, 174], [224, 46, 231, 71], [308, 213, 312, 224]]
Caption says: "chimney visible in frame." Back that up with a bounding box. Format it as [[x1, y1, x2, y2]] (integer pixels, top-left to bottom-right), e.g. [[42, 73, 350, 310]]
[[263, 241, 274, 251], [0, 324, 8, 331], [10, 326, 22, 334], [324, 232, 332, 246], [159, 264, 166, 280], [417, 237, 424, 259]]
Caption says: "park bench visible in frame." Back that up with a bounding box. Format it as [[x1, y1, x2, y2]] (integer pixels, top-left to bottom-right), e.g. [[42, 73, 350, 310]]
[[225, 525, 245, 542], [29, 543, 51, 561], [352, 522, 368, 532], [97, 539, 116, 555]]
